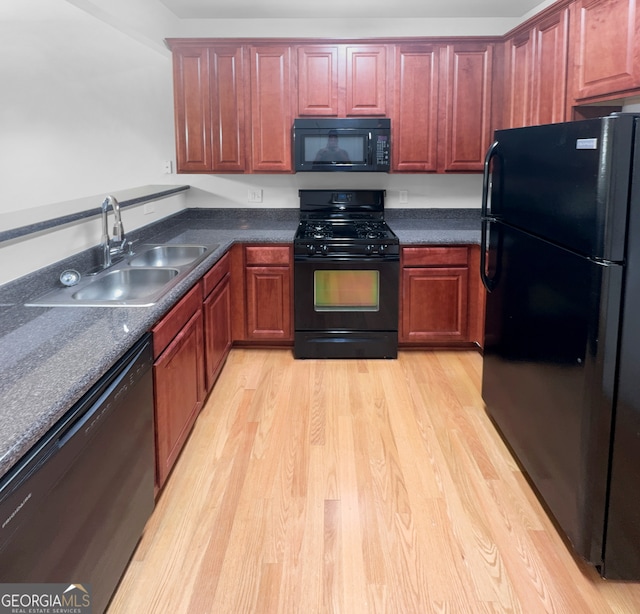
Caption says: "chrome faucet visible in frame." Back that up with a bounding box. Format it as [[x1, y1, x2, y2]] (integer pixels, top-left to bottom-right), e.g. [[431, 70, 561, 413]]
[[100, 195, 129, 268]]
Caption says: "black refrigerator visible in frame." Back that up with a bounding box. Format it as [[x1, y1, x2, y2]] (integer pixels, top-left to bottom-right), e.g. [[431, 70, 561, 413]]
[[481, 113, 640, 580]]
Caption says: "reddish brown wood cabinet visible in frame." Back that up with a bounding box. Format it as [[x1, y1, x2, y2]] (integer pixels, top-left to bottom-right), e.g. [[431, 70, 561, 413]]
[[240, 245, 293, 342], [297, 46, 340, 116], [439, 42, 494, 171], [572, 0, 640, 101], [504, 31, 535, 128], [400, 246, 484, 347], [503, 7, 569, 129], [533, 9, 569, 125], [297, 44, 388, 117], [203, 253, 232, 391], [392, 42, 495, 173], [170, 44, 247, 173], [171, 45, 212, 172], [392, 45, 440, 172], [152, 283, 206, 489], [250, 46, 293, 172]]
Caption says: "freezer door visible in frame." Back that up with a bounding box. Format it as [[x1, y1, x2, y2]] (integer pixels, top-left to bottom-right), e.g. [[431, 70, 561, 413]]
[[490, 115, 637, 261], [482, 221, 622, 566]]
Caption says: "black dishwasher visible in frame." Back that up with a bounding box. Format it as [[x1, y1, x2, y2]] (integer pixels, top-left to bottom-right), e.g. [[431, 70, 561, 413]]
[[0, 333, 155, 614]]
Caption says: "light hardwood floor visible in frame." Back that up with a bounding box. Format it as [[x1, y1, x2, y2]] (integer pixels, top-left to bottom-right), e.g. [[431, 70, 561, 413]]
[[108, 349, 640, 613]]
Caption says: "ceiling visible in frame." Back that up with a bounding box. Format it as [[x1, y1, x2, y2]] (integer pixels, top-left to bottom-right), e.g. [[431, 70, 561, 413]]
[[156, 0, 547, 20]]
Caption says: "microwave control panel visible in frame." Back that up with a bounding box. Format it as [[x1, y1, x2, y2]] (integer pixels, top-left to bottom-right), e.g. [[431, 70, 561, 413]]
[[376, 135, 390, 168]]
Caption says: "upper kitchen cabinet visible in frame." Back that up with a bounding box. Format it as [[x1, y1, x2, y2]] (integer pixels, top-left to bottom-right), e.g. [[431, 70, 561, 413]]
[[297, 44, 388, 117], [571, 0, 640, 101], [439, 42, 494, 172], [393, 41, 495, 173], [170, 43, 248, 173], [297, 46, 340, 116], [502, 5, 569, 128], [170, 44, 212, 172], [392, 45, 440, 172], [533, 9, 569, 125], [250, 46, 294, 172], [503, 31, 534, 128], [168, 40, 292, 173]]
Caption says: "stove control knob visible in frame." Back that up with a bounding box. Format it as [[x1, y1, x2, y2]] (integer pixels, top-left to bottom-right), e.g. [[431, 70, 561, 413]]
[[320, 244, 329, 255], [307, 244, 316, 255], [365, 244, 374, 255], [379, 244, 386, 255]]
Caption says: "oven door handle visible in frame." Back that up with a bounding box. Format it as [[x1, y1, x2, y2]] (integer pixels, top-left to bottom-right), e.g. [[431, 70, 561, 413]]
[[294, 256, 399, 263]]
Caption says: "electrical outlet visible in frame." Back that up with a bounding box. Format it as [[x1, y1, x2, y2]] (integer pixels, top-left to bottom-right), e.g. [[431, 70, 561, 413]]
[[143, 202, 155, 215], [162, 160, 173, 174], [248, 189, 263, 203], [399, 190, 409, 204]]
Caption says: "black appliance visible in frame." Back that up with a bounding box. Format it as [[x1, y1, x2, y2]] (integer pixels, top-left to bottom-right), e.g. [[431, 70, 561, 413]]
[[0, 334, 155, 613], [480, 113, 640, 579], [293, 118, 390, 172], [294, 189, 399, 358]]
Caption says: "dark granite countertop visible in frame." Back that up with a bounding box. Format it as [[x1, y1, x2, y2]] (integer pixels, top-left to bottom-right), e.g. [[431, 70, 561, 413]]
[[0, 207, 480, 480]]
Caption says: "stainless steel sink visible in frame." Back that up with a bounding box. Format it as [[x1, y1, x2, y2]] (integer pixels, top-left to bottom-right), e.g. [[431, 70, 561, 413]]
[[26, 242, 219, 307], [128, 245, 208, 268], [71, 268, 179, 302]]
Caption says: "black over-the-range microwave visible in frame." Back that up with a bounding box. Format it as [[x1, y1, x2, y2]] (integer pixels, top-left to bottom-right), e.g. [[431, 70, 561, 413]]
[[292, 118, 390, 172]]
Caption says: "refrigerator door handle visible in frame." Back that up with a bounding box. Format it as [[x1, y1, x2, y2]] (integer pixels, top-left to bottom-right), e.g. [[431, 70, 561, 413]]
[[481, 141, 499, 292], [480, 218, 497, 292], [481, 140, 499, 219]]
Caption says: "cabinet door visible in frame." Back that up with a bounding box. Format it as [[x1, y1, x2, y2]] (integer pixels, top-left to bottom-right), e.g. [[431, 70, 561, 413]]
[[246, 265, 292, 340], [297, 46, 339, 116], [250, 46, 293, 172], [504, 32, 534, 128], [172, 46, 213, 172], [203, 273, 231, 390], [439, 43, 494, 172], [392, 45, 439, 172], [211, 46, 248, 172], [573, 0, 640, 100], [401, 266, 469, 344], [532, 9, 569, 125], [345, 46, 387, 116], [154, 309, 205, 488]]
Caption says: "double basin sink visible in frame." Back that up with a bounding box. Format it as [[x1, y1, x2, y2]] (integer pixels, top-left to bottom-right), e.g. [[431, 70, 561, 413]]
[[27, 244, 218, 307]]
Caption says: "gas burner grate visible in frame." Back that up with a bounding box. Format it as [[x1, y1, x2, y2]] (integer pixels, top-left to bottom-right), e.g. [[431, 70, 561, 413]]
[[301, 222, 333, 239]]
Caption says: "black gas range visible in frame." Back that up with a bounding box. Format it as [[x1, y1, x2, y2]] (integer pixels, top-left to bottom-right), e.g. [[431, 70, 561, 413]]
[[294, 190, 399, 258], [294, 190, 399, 359]]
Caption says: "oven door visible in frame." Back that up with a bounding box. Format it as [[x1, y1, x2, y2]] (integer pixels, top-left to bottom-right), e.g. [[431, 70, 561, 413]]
[[294, 256, 399, 358]]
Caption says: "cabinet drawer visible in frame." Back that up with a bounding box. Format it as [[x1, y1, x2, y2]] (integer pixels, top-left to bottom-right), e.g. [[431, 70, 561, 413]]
[[203, 252, 230, 297], [152, 282, 204, 359], [245, 245, 291, 266], [402, 246, 468, 267]]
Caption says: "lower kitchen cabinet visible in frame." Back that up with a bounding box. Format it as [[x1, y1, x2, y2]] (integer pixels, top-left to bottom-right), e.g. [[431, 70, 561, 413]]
[[230, 244, 293, 343], [244, 245, 293, 341], [400, 245, 484, 347], [203, 252, 232, 391], [152, 282, 206, 489]]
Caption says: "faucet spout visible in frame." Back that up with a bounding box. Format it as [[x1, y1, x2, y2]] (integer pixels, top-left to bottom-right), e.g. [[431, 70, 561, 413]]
[[101, 197, 112, 268], [105, 195, 125, 242], [99, 195, 128, 270]]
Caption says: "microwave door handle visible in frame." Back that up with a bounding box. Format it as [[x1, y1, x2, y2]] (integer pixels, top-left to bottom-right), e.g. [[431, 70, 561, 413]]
[[368, 132, 373, 166]]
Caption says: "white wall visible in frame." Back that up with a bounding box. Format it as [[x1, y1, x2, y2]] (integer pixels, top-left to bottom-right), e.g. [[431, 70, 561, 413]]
[[0, 0, 182, 284], [0, 0, 555, 285]]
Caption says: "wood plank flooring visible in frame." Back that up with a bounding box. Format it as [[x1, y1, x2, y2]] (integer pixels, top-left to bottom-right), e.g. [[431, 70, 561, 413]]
[[108, 349, 640, 613]]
